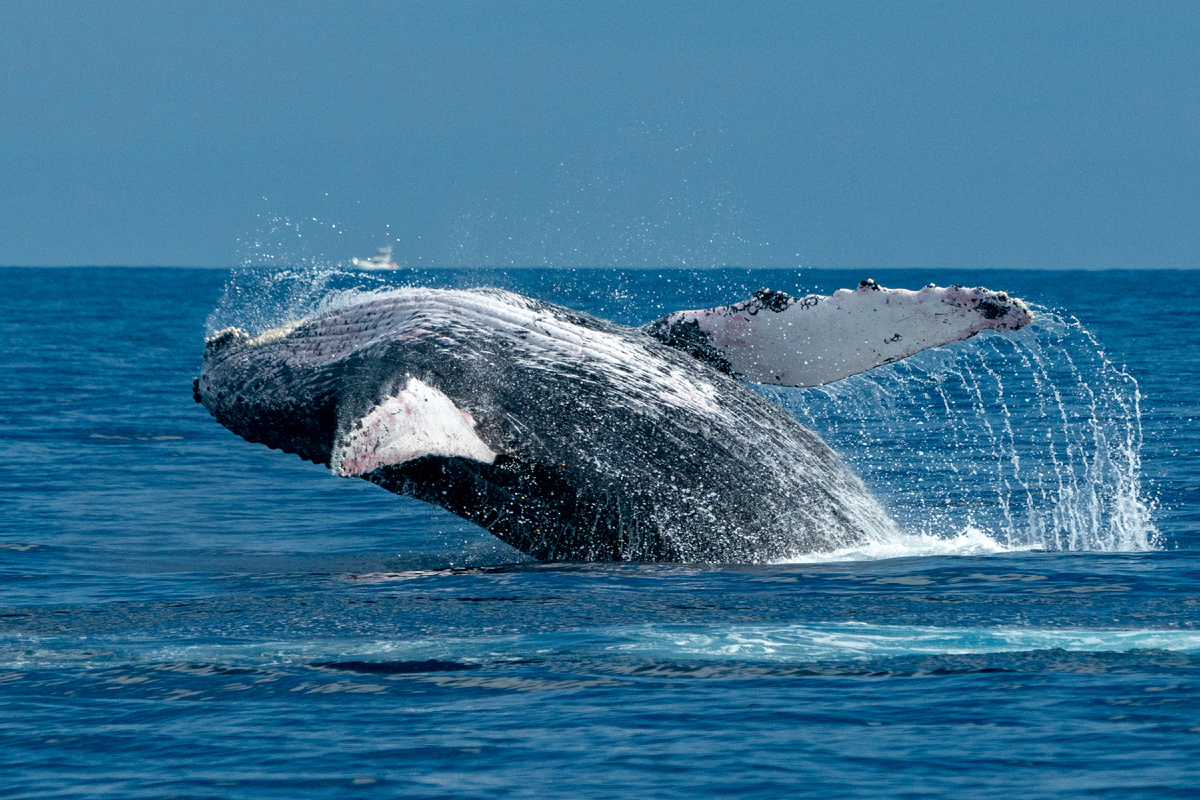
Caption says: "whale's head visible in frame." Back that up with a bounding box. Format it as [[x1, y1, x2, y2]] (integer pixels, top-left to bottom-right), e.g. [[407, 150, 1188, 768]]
[[195, 289, 555, 474]]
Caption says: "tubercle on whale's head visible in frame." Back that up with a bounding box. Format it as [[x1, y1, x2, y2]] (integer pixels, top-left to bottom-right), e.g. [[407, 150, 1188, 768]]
[[204, 326, 250, 358], [205, 320, 306, 356]]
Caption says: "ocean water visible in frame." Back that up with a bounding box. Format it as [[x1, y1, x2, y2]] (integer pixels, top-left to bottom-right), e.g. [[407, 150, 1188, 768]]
[[2, 266, 1199, 798]]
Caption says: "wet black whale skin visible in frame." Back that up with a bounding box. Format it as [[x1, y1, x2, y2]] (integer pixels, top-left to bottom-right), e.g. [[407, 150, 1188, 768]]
[[197, 289, 892, 562]]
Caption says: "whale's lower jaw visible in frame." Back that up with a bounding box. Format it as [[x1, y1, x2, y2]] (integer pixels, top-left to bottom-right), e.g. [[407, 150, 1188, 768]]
[[368, 455, 659, 562], [366, 453, 874, 563]]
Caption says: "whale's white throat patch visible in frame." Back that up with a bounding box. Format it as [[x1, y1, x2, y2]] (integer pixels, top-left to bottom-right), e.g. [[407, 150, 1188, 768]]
[[331, 377, 497, 478]]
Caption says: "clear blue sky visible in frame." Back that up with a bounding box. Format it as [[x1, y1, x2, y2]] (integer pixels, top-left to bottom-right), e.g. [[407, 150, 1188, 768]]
[[2, 1, 1197, 268]]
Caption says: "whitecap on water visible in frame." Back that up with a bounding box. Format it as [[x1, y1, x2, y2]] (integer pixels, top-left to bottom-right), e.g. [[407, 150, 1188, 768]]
[[606, 623, 1200, 662], [776, 525, 1016, 564], [11, 623, 1200, 671]]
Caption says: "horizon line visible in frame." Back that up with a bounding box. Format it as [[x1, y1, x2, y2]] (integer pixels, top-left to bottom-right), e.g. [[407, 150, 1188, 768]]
[[2, 264, 1198, 272]]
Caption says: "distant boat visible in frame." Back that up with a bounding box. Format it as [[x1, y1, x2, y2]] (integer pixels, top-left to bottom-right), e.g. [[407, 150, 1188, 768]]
[[352, 245, 398, 271]]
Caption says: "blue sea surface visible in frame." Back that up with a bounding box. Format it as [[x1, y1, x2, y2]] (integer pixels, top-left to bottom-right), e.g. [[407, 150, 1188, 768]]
[[2, 266, 1199, 798]]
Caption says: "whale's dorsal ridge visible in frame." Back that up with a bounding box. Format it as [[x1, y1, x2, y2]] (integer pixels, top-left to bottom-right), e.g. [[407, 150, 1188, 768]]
[[331, 377, 498, 478]]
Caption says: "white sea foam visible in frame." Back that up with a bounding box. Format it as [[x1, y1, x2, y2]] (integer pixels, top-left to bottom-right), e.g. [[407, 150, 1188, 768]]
[[605, 623, 1200, 661], [777, 525, 1017, 564], [7, 622, 1199, 671]]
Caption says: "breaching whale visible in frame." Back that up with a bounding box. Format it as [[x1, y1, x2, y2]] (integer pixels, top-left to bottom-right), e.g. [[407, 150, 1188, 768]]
[[196, 280, 1032, 562]]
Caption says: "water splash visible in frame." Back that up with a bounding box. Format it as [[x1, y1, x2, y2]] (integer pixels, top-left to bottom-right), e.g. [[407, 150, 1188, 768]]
[[206, 265, 390, 338], [778, 526, 1013, 564], [206, 263, 1157, 556], [769, 307, 1158, 552], [235, 213, 356, 271]]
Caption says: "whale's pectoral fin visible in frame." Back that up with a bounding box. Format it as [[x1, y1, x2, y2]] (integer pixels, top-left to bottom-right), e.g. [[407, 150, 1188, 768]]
[[644, 281, 1034, 388], [331, 377, 498, 478]]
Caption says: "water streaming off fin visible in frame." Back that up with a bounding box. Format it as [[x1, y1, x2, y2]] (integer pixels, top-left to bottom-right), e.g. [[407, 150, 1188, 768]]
[[772, 308, 1157, 552]]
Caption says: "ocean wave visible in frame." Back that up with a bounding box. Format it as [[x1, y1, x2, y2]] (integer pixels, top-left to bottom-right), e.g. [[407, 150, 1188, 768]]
[[8, 621, 1200, 671]]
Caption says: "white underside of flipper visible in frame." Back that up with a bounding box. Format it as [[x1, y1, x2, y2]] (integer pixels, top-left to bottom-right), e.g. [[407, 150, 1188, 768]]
[[331, 377, 497, 478], [651, 281, 1033, 388]]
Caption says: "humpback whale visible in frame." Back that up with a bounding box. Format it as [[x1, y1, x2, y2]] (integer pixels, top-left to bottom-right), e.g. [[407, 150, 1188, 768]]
[[196, 280, 1032, 562]]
